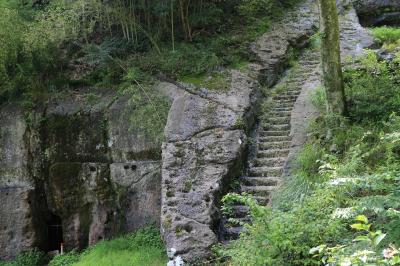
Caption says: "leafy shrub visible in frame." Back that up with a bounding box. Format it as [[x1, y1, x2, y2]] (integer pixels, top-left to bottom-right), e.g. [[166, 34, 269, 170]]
[[371, 26, 400, 45], [219, 189, 348, 266], [345, 51, 400, 122], [311, 215, 400, 265], [49, 252, 80, 266]]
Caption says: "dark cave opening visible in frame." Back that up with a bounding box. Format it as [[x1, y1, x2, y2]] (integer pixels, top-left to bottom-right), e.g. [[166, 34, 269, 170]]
[[47, 213, 63, 252], [357, 8, 400, 27]]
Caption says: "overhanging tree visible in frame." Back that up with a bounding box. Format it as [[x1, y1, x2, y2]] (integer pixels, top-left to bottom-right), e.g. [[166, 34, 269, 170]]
[[318, 0, 347, 116]]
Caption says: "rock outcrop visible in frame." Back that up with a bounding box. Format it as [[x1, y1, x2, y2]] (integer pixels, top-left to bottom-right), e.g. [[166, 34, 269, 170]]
[[160, 72, 260, 261], [353, 0, 400, 26], [0, 86, 166, 259]]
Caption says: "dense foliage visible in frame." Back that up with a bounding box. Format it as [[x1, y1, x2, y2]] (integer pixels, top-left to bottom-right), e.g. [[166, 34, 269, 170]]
[[218, 48, 400, 265], [0, 0, 300, 106]]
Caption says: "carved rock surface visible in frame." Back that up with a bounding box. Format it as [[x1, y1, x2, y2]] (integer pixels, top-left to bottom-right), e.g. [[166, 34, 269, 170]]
[[161, 72, 258, 260], [0, 106, 40, 260], [0, 84, 168, 259]]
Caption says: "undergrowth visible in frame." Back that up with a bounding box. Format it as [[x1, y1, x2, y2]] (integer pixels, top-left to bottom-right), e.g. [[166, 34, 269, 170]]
[[49, 226, 166, 266]]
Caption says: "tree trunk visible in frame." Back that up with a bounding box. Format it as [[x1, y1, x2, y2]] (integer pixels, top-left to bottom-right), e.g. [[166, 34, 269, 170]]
[[318, 0, 346, 115]]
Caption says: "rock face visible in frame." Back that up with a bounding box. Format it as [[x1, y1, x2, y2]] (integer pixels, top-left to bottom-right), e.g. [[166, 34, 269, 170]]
[[0, 106, 44, 259], [160, 73, 259, 261], [353, 0, 400, 26], [0, 86, 165, 259]]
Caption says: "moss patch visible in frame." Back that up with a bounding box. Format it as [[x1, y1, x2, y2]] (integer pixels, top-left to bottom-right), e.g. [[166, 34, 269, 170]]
[[180, 72, 231, 91]]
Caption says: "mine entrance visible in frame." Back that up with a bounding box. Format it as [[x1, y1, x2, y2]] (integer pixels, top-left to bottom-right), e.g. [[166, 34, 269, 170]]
[[47, 213, 64, 252]]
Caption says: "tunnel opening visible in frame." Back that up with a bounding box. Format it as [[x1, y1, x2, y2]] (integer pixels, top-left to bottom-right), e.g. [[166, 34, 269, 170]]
[[47, 213, 64, 252]]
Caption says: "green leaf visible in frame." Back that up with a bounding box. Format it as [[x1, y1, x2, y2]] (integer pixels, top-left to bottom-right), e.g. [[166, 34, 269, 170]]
[[309, 245, 326, 255], [351, 223, 371, 231], [355, 215, 369, 224], [372, 232, 386, 246]]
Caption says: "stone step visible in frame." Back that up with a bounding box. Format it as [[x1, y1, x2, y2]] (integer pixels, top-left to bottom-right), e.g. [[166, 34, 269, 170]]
[[268, 111, 291, 117], [235, 216, 252, 224], [249, 166, 283, 177], [274, 99, 297, 105], [253, 196, 270, 205], [230, 205, 250, 218], [259, 141, 291, 150], [257, 149, 290, 158], [241, 185, 275, 196], [295, 69, 315, 74], [284, 82, 304, 88], [274, 103, 295, 109], [303, 60, 320, 65], [259, 130, 290, 137], [273, 95, 298, 101], [272, 107, 293, 112], [263, 123, 290, 131], [267, 116, 291, 124], [242, 176, 281, 186], [259, 135, 292, 142], [281, 91, 301, 96], [288, 77, 307, 82], [254, 156, 287, 167], [222, 226, 243, 240]]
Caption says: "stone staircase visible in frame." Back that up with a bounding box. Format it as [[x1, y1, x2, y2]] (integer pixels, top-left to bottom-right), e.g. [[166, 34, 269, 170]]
[[220, 50, 321, 241], [219, 0, 373, 245]]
